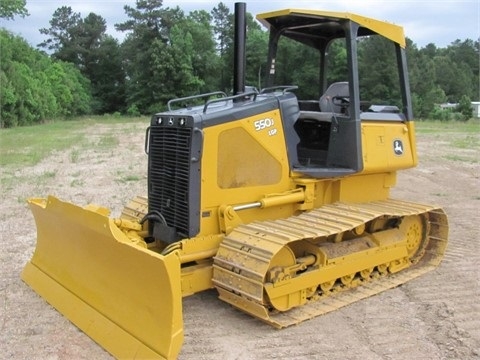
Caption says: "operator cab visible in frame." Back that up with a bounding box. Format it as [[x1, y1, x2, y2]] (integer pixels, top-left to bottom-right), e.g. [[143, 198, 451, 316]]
[[257, 9, 413, 178]]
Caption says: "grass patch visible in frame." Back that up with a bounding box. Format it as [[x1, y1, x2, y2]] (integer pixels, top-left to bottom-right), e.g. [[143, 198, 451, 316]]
[[70, 179, 85, 187], [70, 149, 81, 163], [415, 120, 480, 135], [0, 170, 19, 192], [450, 135, 480, 150], [443, 154, 478, 163], [0, 121, 85, 167], [1, 170, 58, 194], [33, 170, 58, 186], [0, 116, 147, 168], [417, 121, 480, 161], [97, 134, 119, 148], [117, 174, 142, 183], [41, 170, 57, 179]]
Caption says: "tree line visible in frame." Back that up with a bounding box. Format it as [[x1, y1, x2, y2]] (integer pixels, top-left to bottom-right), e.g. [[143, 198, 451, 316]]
[[1, 0, 478, 127]]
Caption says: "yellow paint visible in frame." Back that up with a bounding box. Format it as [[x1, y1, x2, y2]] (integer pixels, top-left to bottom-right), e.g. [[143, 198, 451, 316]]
[[361, 121, 417, 173], [257, 8, 406, 47], [217, 127, 282, 188], [22, 197, 183, 360]]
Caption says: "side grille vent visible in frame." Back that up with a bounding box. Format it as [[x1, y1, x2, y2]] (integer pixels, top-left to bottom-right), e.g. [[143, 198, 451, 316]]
[[148, 125, 193, 240]]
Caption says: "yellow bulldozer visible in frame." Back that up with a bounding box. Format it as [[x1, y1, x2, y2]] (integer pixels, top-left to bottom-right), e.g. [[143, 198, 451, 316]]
[[22, 4, 448, 359]]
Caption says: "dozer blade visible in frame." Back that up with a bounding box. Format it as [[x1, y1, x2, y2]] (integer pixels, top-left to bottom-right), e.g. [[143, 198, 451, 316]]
[[21, 196, 183, 360]]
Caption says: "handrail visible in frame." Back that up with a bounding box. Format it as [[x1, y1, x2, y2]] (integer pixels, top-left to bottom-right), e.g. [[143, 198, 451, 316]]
[[167, 91, 227, 111], [260, 85, 298, 94], [203, 91, 258, 113]]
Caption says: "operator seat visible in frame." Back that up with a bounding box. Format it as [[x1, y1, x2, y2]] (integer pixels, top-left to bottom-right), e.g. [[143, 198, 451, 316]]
[[319, 81, 349, 114], [295, 82, 350, 167]]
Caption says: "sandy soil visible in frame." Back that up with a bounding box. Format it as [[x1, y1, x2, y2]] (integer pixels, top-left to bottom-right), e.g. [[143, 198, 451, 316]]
[[1, 120, 479, 359]]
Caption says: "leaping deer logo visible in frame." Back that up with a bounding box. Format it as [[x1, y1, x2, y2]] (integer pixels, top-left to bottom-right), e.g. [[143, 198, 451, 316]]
[[394, 140, 404, 155]]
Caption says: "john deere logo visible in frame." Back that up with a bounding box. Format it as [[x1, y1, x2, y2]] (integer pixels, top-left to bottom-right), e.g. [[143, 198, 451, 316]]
[[393, 140, 404, 155]]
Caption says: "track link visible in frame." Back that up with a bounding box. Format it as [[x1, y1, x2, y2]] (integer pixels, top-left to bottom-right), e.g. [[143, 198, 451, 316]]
[[120, 196, 149, 221], [212, 199, 448, 328]]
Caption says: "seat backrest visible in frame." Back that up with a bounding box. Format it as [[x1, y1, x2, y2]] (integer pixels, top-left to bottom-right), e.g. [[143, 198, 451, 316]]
[[319, 82, 349, 113]]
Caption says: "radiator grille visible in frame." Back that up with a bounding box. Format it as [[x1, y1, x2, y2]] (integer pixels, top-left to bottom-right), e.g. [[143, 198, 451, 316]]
[[148, 125, 193, 238]]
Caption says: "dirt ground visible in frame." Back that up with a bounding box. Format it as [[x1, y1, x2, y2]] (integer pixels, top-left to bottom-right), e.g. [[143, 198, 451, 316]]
[[1, 120, 479, 359]]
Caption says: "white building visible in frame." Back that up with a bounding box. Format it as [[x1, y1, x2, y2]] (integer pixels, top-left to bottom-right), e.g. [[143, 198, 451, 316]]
[[471, 102, 480, 118], [439, 102, 480, 119]]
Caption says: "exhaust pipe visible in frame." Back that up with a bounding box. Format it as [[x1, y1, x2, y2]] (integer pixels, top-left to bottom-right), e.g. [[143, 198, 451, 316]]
[[233, 2, 246, 96]]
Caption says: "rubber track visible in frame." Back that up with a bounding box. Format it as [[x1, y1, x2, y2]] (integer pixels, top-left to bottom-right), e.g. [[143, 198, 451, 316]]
[[212, 199, 448, 328]]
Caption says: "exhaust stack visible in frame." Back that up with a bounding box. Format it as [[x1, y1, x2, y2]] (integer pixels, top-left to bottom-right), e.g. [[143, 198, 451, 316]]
[[233, 2, 246, 96]]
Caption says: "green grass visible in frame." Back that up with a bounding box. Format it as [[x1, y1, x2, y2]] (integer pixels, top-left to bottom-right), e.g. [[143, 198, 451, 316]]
[[70, 179, 85, 187], [115, 169, 142, 183], [0, 170, 25, 191], [70, 149, 80, 163], [0, 116, 147, 168], [97, 134, 119, 148], [118, 174, 142, 183], [0, 121, 86, 167], [443, 154, 478, 163], [416, 120, 480, 156], [450, 135, 480, 149], [415, 120, 480, 135]]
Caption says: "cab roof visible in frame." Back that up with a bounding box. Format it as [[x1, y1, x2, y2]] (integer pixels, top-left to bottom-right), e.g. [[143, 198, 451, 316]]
[[256, 8, 406, 48]]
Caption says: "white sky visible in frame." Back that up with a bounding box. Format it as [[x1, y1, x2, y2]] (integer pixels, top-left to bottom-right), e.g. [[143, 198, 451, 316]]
[[1, 0, 479, 48]]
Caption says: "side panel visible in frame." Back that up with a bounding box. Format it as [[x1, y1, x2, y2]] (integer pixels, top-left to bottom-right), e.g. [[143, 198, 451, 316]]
[[360, 120, 417, 174], [217, 126, 283, 188], [198, 108, 295, 235], [336, 173, 396, 203]]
